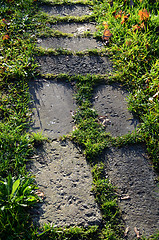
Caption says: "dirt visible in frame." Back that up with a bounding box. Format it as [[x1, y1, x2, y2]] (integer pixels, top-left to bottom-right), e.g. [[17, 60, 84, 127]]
[[29, 79, 76, 138], [37, 55, 112, 76], [41, 4, 93, 17], [104, 144, 159, 239], [29, 140, 102, 227], [92, 84, 139, 137], [37, 37, 103, 51]]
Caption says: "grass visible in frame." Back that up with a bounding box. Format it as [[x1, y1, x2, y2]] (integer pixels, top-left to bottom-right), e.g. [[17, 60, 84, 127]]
[[37, 0, 93, 5], [0, 0, 159, 239], [92, 0, 159, 171], [35, 46, 110, 56]]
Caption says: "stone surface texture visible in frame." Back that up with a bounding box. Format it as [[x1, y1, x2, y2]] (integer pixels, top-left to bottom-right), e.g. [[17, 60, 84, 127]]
[[29, 79, 76, 138], [51, 22, 97, 35], [104, 144, 159, 239], [37, 55, 112, 75], [29, 1, 159, 237], [37, 37, 103, 51], [93, 84, 138, 136], [41, 4, 92, 17], [30, 140, 102, 227]]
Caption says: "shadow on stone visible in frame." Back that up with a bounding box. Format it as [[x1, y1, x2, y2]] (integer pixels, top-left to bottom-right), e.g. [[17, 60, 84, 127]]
[[104, 144, 159, 239], [37, 55, 112, 76], [29, 79, 76, 138], [92, 84, 139, 137]]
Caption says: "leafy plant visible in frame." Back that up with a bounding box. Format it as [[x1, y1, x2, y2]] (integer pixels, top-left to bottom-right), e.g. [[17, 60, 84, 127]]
[[0, 174, 38, 211]]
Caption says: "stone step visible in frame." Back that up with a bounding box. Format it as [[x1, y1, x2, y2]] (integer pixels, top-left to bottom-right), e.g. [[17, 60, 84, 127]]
[[104, 144, 159, 239], [93, 84, 139, 137], [41, 4, 93, 17], [51, 22, 96, 35], [37, 55, 112, 75], [37, 37, 103, 51], [30, 140, 102, 227], [29, 79, 76, 138]]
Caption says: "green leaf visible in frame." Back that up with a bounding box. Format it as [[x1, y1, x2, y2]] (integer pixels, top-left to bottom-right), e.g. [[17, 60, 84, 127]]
[[10, 179, 20, 198]]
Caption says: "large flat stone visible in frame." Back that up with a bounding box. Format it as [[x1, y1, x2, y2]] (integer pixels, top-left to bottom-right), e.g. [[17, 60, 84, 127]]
[[41, 4, 92, 17], [29, 79, 76, 138], [37, 37, 103, 51], [104, 144, 159, 239], [30, 140, 102, 227], [93, 84, 138, 136], [37, 55, 112, 75], [51, 22, 97, 35]]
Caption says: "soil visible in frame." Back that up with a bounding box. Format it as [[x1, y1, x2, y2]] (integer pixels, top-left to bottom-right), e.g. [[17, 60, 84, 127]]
[[37, 37, 103, 51], [37, 55, 112, 75]]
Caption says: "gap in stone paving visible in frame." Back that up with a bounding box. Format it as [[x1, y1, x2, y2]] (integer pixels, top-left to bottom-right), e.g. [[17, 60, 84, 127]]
[[29, 140, 102, 227], [37, 37, 103, 51], [37, 55, 112, 75], [29, 79, 76, 138], [92, 84, 139, 137], [31, 2, 159, 236], [40, 4, 92, 17], [51, 22, 97, 35], [103, 144, 159, 239]]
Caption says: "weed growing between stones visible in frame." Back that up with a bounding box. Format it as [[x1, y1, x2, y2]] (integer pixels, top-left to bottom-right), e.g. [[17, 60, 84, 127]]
[[35, 46, 109, 56], [93, 0, 159, 171], [0, 0, 158, 239], [37, 0, 93, 6]]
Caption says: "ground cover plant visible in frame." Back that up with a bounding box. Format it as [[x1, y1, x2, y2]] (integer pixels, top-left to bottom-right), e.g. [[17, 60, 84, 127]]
[[0, 0, 159, 239], [92, 0, 159, 171]]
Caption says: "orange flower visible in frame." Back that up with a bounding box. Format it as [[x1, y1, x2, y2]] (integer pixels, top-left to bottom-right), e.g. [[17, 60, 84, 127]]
[[2, 34, 10, 40], [121, 14, 130, 24], [114, 10, 123, 19], [102, 21, 109, 29], [138, 9, 150, 22], [132, 24, 141, 32]]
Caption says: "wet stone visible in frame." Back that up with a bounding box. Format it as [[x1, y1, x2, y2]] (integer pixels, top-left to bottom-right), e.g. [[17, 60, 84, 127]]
[[29, 79, 76, 138], [30, 140, 102, 227], [51, 22, 97, 35], [37, 55, 112, 75], [104, 144, 159, 239], [40, 4, 92, 17], [93, 84, 138, 136], [37, 37, 103, 51]]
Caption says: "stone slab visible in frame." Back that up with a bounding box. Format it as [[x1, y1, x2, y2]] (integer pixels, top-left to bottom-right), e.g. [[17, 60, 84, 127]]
[[37, 37, 103, 51], [29, 79, 76, 138], [37, 55, 112, 75], [104, 144, 159, 239], [51, 22, 97, 35], [30, 140, 102, 227], [93, 84, 138, 136], [41, 4, 92, 17]]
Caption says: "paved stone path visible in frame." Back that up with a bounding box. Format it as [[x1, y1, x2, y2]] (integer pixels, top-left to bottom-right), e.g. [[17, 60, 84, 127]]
[[30, 2, 159, 239], [30, 140, 102, 227], [50, 22, 96, 35], [104, 145, 159, 239]]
